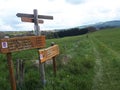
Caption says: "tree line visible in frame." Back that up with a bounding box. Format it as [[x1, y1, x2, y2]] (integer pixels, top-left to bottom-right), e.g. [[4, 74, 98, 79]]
[[0, 26, 97, 39], [42, 26, 97, 39]]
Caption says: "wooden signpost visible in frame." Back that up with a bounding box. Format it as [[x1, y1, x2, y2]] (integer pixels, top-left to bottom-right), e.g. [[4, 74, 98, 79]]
[[39, 45, 59, 63], [0, 9, 54, 90], [16, 9, 54, 87], [39, 44, 59, 76], [0, 35, 45, 90]]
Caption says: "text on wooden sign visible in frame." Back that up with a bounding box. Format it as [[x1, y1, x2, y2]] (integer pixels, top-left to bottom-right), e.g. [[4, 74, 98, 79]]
[[0, 36, 45, 54], [21, 17, 44, 23], [39, 45, 59, 63]]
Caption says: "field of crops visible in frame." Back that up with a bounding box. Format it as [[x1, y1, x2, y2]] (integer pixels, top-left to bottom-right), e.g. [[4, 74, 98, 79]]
[[0, 28, 120, 90]]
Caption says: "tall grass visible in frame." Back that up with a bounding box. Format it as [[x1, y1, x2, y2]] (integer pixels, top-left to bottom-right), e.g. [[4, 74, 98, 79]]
[[92, 28, 120, 53], [44, 36, 95, 90], [0, 28, 120, 90], [0, 35, 95, 90], [89, 28, 120, 90]]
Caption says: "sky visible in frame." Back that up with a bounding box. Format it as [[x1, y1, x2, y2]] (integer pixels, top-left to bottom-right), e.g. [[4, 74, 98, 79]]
[[0, 0, 120, 31]]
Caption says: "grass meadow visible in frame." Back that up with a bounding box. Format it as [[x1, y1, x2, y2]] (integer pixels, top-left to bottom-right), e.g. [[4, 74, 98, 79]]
[[0, 28, 120, 90]]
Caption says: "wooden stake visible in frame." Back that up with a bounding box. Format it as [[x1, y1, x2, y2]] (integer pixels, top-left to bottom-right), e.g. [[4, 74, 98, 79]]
[[7, 53, 16, 90], [51, 42, 57, 76], [19, 60, 24, 87], [53, 57, 57, 76]]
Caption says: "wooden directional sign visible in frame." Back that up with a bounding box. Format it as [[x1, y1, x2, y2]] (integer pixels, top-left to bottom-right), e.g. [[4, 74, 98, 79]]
[[21, 17, 44, 23], [16, 12, 53, 25], [16, 13, 53, 20], [0, 36, 45, 54], [39, 45, 59, 63], [16, 13, 53, 24], [15, 9, 54, 87]]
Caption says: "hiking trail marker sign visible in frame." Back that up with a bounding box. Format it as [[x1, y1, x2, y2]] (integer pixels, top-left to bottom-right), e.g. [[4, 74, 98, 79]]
[[0, 9, 53, 90], [39, 45, 59, 63], [21, 17, 44, 23], [16, 9, 54, 88], [0, 36, 45, 54]]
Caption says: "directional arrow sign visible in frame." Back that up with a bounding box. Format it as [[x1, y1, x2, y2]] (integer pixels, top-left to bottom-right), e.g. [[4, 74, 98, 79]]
[[16, 13, 53, 20], [21, 17, 44, 23], [39, 45, 59, 63]]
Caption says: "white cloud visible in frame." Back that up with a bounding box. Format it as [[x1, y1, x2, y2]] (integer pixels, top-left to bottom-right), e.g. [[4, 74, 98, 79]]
[[0, 0, 120, 31], [65, 0, 86, 4], [0, 24, 15, 31]]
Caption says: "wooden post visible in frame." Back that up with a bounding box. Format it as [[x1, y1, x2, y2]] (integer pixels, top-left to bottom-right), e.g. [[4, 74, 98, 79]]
[[19, 60, 24, 88], [33, 9, 46, 85], [51, 42, 57, 76], [34, 9, 40, 35], [7, 53, 16, 90], [16, 59, 24, 88], [16, 59, 19, 86]]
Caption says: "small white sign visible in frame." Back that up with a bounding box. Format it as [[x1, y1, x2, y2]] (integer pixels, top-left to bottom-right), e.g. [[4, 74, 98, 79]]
[[40, 54, 43, 60], [2, 42, 8, 48]]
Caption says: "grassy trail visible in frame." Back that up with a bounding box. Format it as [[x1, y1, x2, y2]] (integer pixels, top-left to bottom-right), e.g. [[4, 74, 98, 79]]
[[44, 36, 95, 90], [90, 35, 120, 90], [0, 28, 120, 90], [90, 38, 103, 90]]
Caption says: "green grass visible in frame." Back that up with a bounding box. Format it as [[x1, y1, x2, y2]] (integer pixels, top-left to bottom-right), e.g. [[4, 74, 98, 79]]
[[44, 36, 95, 90], [92, 28, 120, 53], [89, 28, 120, 90], [0, 28, 120, 90]]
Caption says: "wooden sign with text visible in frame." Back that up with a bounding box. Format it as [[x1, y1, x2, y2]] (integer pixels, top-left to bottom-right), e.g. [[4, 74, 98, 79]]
[[0, 36, 45, 54], [21, 17, 44, 23], [39, 45, 59, 63]]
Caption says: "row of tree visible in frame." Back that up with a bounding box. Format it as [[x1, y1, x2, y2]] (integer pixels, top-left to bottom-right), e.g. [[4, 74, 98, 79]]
[[0, 26, 97, 39], [42, 26, 97, 39]]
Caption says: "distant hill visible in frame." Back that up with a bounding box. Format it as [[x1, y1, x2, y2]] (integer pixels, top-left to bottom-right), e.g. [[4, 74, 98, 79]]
[[53, 20, 120, 38], [93, 20, 120, 29], [78, 20, 120, 30], [1, 20, 120, 39]]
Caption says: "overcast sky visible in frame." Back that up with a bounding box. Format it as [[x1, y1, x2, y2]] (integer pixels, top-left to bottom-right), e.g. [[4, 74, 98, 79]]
[[0, 0, 120, 31]]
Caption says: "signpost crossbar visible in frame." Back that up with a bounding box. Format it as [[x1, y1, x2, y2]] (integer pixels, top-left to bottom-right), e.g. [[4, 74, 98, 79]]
[[16, 13, 53, 20]]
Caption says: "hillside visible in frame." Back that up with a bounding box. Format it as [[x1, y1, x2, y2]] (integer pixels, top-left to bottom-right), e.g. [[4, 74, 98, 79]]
[[0, 28, 120, 90], [52, 20, 120, 38], [78, 20, 120, 29], [93, 20, 120, 29]]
